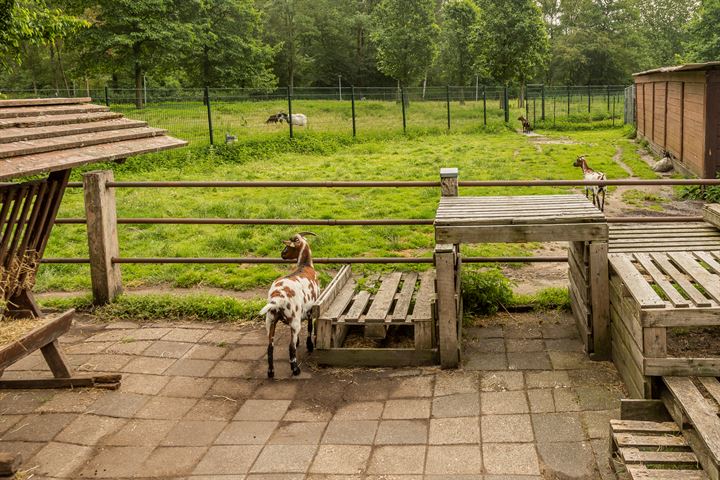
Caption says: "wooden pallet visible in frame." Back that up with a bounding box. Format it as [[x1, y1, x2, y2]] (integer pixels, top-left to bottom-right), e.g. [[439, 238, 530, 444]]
[[609, 222, 720, 253], [609, 251, 720, 397], [705, 205, 720, 230], [313, 266, 438, 366], [611, 418, 707, 479]]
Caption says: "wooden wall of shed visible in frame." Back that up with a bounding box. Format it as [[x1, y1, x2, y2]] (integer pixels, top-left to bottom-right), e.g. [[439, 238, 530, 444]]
[[635, 70, 718, 178]]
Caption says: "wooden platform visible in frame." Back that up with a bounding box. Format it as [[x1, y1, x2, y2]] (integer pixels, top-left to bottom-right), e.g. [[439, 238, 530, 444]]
[[609, 222, 720, 253], [609, 251, 720, 397], [313, 266, 438, 367]]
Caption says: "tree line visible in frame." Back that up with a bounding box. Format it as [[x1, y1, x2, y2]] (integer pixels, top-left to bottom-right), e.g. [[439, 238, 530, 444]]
[[1, 0, 717, 106]]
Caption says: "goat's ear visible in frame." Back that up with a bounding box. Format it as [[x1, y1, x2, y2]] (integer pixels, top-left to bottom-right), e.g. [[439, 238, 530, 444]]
[[282, 240, 293, 246]]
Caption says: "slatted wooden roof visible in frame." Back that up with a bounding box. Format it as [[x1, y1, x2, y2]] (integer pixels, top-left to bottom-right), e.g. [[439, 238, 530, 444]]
[[0, 97, 187, 180]]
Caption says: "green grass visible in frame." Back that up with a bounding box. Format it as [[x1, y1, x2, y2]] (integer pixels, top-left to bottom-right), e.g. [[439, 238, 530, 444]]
[[37, 123, 655, 295]]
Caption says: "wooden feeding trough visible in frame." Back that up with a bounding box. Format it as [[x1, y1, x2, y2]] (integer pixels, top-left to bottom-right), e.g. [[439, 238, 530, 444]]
[[312, 265, 438, 366], [609, 250, 720, 398], [0, 96, 185, 392]]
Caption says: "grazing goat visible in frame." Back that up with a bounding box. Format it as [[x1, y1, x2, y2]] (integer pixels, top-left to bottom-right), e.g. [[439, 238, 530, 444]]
[[573, 155, 606, 211], [259, 232, 319, 378], [266, 113, 285, 124], [518, 116, 532, 134], [225, 133, 237, 144], [279, 112, 308, 127]]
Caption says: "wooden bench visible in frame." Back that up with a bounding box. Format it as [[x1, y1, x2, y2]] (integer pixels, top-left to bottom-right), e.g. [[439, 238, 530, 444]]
[[312, 265, 439, 366], [609, 251, 720, 398]]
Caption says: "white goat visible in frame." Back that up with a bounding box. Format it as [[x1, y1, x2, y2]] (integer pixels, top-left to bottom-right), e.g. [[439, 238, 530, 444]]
[[279, 113, 308, 127], [259, 232, 319, 378]]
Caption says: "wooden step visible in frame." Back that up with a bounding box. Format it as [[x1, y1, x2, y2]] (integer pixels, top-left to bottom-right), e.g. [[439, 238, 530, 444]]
[[0, 111, 122, 129], [626, 465, 708, 480], [0, 118, 148, 144], [0, 135, 188, 180], [620, 448, 699, 465], [0, 97, 92, 107], [610, 419, 680, 434], [0, 103, 109, 119], [0, 127, 167, 159]]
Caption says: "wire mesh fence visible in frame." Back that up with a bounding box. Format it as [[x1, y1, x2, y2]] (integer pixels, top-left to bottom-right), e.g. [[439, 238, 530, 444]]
[[1, 84, 629, 146]]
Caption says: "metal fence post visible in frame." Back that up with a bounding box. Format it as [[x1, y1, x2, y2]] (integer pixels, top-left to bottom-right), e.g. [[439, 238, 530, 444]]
[[587, 84, 591, 113], [567, 86, 571, 116], [607, 85, 611, 112], [401, 86, 407, 133], [533, 97, 536, 125], [351, 85, 356, 137], [287, 86, 293, 139], [525, 93, 529, 120], [503, 86, 509, 123], [482, 86, 487, 126], [104, 86, 110, 107], [541, 84, 545, 121], [612, 95, 616, 127], [204, 86, 214, 145], [83, 170, 122, 305], [446, 86, 451, 130]]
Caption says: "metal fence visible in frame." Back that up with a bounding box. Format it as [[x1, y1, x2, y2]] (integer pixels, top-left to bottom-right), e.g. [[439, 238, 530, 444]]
[[2, 85, 629, 145], [624, 84, 636, 126]]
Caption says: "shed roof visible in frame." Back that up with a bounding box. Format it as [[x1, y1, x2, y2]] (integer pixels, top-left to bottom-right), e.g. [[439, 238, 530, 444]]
[[633, 61, 720, 76], [0, 97, 187, 181]]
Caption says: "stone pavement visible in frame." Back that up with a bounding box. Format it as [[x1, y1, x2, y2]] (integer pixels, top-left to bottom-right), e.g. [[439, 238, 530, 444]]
[[0, 311, 625, 479]]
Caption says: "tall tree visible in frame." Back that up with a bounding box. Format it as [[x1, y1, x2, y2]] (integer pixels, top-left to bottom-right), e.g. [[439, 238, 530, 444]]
[[437, 0, 483, 102], [370, 0, 439, 99], [684, 0, 720, 62], [638, 0, 697, 69]]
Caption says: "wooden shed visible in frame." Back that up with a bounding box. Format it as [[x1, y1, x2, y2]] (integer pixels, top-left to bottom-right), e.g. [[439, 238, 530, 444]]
[[634, 62, 720, 178]]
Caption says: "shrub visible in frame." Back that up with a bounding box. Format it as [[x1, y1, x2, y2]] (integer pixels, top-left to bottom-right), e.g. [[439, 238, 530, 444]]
[[680, 175, 720, 203], [461, 268, 513, 316]]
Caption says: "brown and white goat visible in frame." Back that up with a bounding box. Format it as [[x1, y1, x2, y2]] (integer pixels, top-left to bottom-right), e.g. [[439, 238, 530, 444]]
[[259, 232, 319, 378], [266, 113, 285, 124], [518, 116, 532, 134], [573, 155, 606, 211]]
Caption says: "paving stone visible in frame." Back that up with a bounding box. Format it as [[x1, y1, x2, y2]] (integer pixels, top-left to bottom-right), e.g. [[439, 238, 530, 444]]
[[193, 445, 262, 474], [506, 338, 544, 352], [30, 441, 94, 478], [104, 340, 153, 355], [160, 376, 214, 398], [481, 391, 529, 414], [163, 328, 210, 343], [581, 409, 618, 439], [239, 330, 268, 345], [433, 372, 479, 396], [532, 412, 584, 442], [86, 330, 132, 342], [201, 330, 245, 345], [104, 321, 139, 329], [469, 337, 505, 353], [425, 445, 483, 475], [554, 388, 582, 412], [102, 419, 176, 446], [527, 389, 555, 413], [507, 352, 552, 370], [322, 420, 377, 444], [208, 360, 255, 378], [0, 414, 23, 435], [124, 327, 171, 340], [65, 341, 113, 354], [367, 445, 426, 475], [80, 354, 133, 372], [225, 345, 267, 360], [548, 351, 593, 370], [215, 421, 278, 444], [375, 420, 427, 444], [88, 392, 151, 419], [165, 358, 216, 377], [464, 353, 507, 370], [542, 323, 580, 339], [481, 414, 534, 443], [0, 441, 44, 465], [428, 417, 480, 444], [504, 325, 542, 339], [389, 375, 434, 398], [161, 420, 226, 446], [121, 356, 176, 375], [183, 344, 228, 360], [333, 402, 384, 420], [431, 393, 480, 418], [2, 413, 76, 442], [383, 399, 431, 419], [78, 445, 153, 478], [536, 441, 596, 478], [268, 421, 326, 444], [207, 378, 259, 400], [251, 444, 318, 473], [135, 396, 197, 420], [465, 325, 504, 339], [525, 371, 571, 389], [309, 445, 372, 474], [55, 414, 125, 445], [139, 445, 207, 477], [284, 402, 333, 422], [568, 366, 623, 387], [574, 386, 622, 411], [143, 340, 194, 358], [483, 442, 540, 475], [235, 399, 291, 421], [343, 379, 392, 401], [185, 398, 240, 421], [590, 437, 617, 480], [117, 373, 170, 395], [545, 338, 584, 352], [35, 389, 104, 413], [248, 475, 304, 480], [480, 371, 524, 391], [6, 353, 45, 370], [254, 381, 298, 400]]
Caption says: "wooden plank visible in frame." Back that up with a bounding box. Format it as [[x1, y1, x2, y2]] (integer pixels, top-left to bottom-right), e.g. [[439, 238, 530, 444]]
[[436, 244, 458, 368], [391, 272, 418, 321], [610, 419, 680, 433], [609, 254, 666, 308], [643, 327, 667, 358], [0, 111, 122, 129], [651, 253, 712, 307], [436, 223, 608, 244], [0, 103, 109, 119], [615, 432, 688, 447], [314, 265, 352, 317], [365, 272, 402, 322], [590, 242, 610, 359], [626, 465, 707, 480], [0, 97, 92, 107], [0, 377, 121, 390], [643, 307, 720, 327], [695, 252, 720, 274], [0, 310, 74, 370], [0, 118, 148, 144], [635, 253, 690, 308], [321, 280, 356, 322], [411, 269, 435, 321], [313, 348, 439, 367], [40, 339, 73, 378], [699, 377, 720, 406], [342, 291, 371, 322], [611, 319, 646, 398], [664, 376, 720, 464], [704, 205, 720, 229], [670, 252, 720, 303], [620, 448, 697, 465], [646, 358, 720, 376]]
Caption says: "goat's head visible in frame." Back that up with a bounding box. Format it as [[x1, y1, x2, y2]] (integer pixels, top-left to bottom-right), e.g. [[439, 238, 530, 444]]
[[281, 232, 317, 261], [517, 116, 526, 122], [573, 155, 587, 167]]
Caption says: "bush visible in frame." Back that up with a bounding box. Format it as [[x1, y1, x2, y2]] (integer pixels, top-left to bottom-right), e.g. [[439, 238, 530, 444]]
[[461, 268, 513, 316], [680, 174, 720, 203]]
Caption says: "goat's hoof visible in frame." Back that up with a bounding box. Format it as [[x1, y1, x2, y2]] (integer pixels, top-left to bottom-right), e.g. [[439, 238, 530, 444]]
[[306, 338, 314, 353], [267, 370, 274, 379], [291, 365, 301, 376]]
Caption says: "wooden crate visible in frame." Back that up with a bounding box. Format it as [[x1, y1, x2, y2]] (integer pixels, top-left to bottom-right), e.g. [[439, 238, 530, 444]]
[[609, 251, 720, 398], [705, 205, 720, 230], [312, 266, 439, 367]]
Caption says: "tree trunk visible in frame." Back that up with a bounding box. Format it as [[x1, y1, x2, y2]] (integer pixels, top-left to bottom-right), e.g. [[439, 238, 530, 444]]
[[54, 40, 70, 93], [48, 45, 59, 92], [134, 62, 143, 109], [459, 86, 465, 105], [202, 45, 211, 88], [518, 81, 525, 108]]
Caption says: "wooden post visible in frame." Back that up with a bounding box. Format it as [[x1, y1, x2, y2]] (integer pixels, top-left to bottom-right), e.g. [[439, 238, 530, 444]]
[[440, 167, 459, 197], [589, 241, 610, 360], [351, 85, 356, 137], [83, 170, 122, 305], [435, 243, 459, 368]]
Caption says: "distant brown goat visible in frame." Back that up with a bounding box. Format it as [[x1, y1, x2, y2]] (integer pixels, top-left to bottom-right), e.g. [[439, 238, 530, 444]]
[[266, 113, 285, 124], [518, 116, 531, 134]]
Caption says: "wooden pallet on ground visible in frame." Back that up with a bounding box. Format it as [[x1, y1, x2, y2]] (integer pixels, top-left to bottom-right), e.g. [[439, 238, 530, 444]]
[[312, 265, 438, 366]]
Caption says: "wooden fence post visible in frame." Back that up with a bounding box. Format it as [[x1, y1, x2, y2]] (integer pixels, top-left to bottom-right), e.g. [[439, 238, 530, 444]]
[[83, 170, 122, 305], [437, 167, 460, 368], [440, 167, 459, 197]]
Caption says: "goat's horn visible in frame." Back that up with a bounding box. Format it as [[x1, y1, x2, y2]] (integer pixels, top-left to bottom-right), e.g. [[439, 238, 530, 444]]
[[298, 231, 317, 237]]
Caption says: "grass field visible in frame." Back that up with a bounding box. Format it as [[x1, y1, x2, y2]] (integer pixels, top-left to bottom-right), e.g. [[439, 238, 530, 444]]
[[37, 122, 655, 295]]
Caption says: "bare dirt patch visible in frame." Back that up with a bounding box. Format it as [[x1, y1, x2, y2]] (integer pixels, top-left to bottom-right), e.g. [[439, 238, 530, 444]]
[[667, 327, 720, 358]]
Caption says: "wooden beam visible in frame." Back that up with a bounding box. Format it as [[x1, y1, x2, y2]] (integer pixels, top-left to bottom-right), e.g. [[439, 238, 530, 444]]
[[0, 309, 74, 371], [435, 244, 458, 368], [589, 242, 610, 360]]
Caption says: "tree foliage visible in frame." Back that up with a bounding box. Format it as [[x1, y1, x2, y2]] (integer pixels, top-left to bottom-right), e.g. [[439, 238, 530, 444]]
[[437, 0, 483, 87], [684, 0, 720, 62]]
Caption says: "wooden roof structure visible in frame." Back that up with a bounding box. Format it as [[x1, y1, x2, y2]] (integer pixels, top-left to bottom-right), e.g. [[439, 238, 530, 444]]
[[0, 97, 187, 181]]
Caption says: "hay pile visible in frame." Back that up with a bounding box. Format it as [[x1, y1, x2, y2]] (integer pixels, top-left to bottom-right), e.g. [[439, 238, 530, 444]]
[[0, 316, 46, 346]]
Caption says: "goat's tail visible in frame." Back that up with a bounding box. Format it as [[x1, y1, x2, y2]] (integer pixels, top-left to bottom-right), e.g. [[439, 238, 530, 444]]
[[259, 301, 278, 316]]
